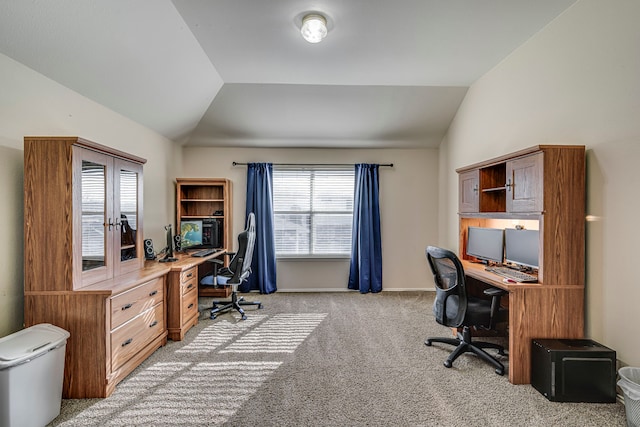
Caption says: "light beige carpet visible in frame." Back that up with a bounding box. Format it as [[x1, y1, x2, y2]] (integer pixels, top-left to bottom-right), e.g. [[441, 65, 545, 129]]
[[51, 292, 627, 426]]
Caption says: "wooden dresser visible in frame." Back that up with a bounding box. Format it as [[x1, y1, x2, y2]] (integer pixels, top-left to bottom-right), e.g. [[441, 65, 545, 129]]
[[23, 136, 169, 398]]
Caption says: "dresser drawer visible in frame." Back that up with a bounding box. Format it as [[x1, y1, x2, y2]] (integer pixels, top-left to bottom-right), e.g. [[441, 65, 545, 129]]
[[111, 277, 164, 329], [182, 286, 199, 325], [111, 303, 164, 371], [180, 267, 196, 284]]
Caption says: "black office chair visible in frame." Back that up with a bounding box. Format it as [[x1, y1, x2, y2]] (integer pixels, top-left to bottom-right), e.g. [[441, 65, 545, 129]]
[[424, 246, 507, 375], [200, 213, 263, 320]]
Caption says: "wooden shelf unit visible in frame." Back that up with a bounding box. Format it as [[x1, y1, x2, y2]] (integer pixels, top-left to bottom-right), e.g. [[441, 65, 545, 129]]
[[456, 145, 586, 384], [176, 178, 233, 298]]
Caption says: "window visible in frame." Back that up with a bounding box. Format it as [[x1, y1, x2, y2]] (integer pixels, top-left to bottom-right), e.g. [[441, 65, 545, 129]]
[[273, 167, 354, 257]]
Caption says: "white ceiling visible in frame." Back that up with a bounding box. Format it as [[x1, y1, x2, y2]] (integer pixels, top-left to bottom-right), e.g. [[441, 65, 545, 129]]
[[0, 0, 577, 148]]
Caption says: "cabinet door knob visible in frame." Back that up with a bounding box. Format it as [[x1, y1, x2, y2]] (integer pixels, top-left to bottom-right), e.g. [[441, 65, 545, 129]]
[[506, 178, 513, 191]]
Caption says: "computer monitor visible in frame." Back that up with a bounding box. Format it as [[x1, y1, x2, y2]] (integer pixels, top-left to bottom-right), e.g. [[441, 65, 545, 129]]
[[466, 226, 504, 264], [159, 224, 177, 262], [180, 220, 203, 250], [504, 228, 539, 269]]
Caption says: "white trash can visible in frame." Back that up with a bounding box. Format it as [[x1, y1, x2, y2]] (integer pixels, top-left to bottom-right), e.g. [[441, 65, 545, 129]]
[[619, 366, 640, 427], [0, 323, 70, 427]]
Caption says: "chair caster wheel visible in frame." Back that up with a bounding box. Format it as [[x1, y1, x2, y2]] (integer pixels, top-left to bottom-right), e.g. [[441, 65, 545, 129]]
[[210, 313, 218, 320], [444, 360, 452, 368], [258, 304, 263, 309], [425, 340, 432, 346], [495, 367, 504, 375], [241, 314, 247, 320]]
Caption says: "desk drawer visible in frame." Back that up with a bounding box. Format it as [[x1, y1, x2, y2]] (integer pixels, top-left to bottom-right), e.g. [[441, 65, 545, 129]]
[[182, 275, 197, 296], [180, 267, 196, 284], [111, 303, 164, 371], [182, 286, 198, 325], [111, 277, 164, 329]]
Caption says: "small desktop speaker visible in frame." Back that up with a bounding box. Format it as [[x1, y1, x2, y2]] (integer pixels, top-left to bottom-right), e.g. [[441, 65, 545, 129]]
[[144, 239, 156, 260], [174, 235, 182, 252], [531, 339, 616, 402]]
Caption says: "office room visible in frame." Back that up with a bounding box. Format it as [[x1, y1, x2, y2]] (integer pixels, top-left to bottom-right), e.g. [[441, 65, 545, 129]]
[[0, 0, 638, 425]]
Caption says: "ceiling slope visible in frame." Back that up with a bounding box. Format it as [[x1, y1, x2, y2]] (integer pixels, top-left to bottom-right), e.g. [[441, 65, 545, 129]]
[[0, 0, 577, 147]]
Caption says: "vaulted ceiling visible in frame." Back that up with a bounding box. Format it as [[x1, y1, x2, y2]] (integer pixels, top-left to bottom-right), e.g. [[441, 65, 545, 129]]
[[0, 0, 577, 148]]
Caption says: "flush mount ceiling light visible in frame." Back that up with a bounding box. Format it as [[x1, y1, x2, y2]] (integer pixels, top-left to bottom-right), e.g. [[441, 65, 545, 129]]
[[301, 13, 328, 43]]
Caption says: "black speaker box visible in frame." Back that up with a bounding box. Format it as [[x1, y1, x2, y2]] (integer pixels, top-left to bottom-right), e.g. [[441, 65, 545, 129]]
[[531, 339, 616, 402], [144, 238, 156, 260], [174, 234, 182, 252]]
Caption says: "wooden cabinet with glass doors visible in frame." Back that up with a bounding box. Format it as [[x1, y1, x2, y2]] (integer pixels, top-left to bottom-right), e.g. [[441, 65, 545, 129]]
[[23, 137, 167, 398], [72, 147, 144, 286]]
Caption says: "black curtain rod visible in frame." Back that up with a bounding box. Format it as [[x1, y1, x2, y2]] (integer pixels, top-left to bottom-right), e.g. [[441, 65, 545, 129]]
[[232, 162, 393, 167]]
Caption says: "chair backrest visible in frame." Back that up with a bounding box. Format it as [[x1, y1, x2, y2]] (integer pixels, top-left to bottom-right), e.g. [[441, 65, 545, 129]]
[[425, 246, 468, 328], [227, 213, 256, 284]]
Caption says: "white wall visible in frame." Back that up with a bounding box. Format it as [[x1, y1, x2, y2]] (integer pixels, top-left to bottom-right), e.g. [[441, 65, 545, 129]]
[[181, 147, 438, 291], [0, 53, 179, 337], [441, 0, 640, 367]]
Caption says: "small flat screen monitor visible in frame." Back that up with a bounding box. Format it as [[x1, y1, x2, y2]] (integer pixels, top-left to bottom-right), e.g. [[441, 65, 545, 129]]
[[180, 220, 203, 250], [466, 226, 504, 264], [505, 228, 539, 269]]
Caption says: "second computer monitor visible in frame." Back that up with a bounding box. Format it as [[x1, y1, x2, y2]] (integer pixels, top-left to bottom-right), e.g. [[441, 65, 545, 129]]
[[505, 228, 539, 269]]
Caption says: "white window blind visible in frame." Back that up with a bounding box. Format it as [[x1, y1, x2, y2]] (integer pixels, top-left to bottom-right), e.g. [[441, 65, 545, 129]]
[[119, 169, 138, 229], [273, 167, 354, 257]]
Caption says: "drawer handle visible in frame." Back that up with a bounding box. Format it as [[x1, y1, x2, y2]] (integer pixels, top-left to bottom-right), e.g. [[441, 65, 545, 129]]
[[149, 320, 158, 328], [122, 338, 133, 347], [122, 303, 133, 310], [149, 290, 158, 297], [188, 303, 194, 309], [186, 272, 193, 278], [186, 283, 194, 290]]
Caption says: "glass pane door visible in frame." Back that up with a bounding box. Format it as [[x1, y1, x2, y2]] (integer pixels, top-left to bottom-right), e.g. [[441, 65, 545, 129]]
[[81, 160, 106, 271], [119, 169, 138, 262]]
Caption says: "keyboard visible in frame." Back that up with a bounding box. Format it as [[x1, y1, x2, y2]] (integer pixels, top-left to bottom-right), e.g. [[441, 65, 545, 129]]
[[485, 266, 538, 283], [191, 249, 216, 258]]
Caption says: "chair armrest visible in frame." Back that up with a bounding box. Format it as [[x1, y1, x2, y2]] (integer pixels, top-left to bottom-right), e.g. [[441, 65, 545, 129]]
[[483, 287, 507, 297], [484, 286, 507, 329]]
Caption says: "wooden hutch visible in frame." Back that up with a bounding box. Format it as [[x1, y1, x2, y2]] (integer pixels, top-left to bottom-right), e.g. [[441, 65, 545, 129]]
[[456, 145, 586, 384], [23, 137, 169, 398], [175, 178, 233, 298]]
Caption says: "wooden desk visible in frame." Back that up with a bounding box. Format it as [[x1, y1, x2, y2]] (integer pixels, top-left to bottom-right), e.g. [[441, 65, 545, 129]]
[[463, 261, 584, 384], [155, 250, 226, 341], [456, 146, 585, 385]]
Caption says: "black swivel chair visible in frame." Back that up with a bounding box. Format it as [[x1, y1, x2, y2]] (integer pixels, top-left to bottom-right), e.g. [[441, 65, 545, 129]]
[[424, 246, 507, 375], [200, 213, 263, 320]]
